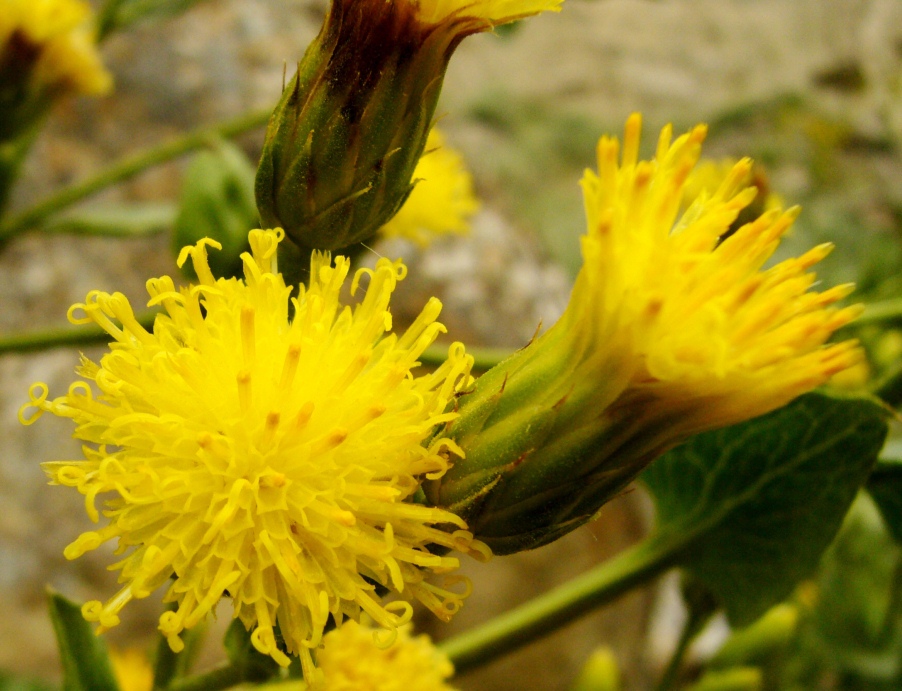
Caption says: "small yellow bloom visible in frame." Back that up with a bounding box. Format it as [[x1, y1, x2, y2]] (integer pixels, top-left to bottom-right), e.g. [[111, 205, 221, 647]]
[[0, 0, 111, 98], [110, 648, 153, 691], [21, 229, 487, 677], [310, 620, 457, 690], [430, 114, 863, 553], [380, 129, 479, 246], [574, 114, 861, 426]]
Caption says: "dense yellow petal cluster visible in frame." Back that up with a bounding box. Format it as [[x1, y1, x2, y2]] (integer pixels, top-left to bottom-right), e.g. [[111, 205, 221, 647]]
[[21, 229, 486, 677], [380, 129, 479, 246], [570, 113, 862, 431], [682, 158, 781, 215], [412, 0, 562, 26], [310, 620, 457, 690], [0, 0, 111, 96]]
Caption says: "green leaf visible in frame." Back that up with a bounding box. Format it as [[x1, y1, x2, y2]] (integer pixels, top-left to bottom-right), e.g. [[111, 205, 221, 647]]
[[173, 140, 258, 280], [42, 203, 175, 237], [642, 391, 889, 626], [46, 590, 119, 691], [868, 459, 902, 544]]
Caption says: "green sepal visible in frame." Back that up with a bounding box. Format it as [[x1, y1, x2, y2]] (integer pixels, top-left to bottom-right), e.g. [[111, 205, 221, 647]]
[[430, 328, 664, 553], [254, 0, 481, 251], [223, 619, 281, 683], [46, 589, 120, 691]]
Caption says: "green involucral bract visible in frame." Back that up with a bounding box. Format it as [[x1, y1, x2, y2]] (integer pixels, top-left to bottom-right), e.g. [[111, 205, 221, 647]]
[[254, 0, 485, 251]]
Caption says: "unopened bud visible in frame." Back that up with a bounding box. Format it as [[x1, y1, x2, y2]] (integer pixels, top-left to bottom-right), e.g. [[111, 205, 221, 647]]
[[255, 0, 560, 251]]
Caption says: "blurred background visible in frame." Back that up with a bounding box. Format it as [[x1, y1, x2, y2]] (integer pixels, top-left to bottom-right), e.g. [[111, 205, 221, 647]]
[[4, 0, 902, 689]]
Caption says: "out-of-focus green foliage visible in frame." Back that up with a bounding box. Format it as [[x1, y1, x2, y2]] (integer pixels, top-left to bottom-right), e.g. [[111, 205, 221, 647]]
[[95, 0, 214, 41], [47, 590, 118, 691], [173, 140, 257, 279]]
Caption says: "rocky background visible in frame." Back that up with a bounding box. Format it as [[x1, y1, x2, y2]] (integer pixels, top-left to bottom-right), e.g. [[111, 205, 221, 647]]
[[4, 1, 902, 689]]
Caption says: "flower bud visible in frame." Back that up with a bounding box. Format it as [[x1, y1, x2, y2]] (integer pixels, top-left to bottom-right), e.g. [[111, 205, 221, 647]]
[[426, 115, 863, 555], [254, 0, 560, 251]]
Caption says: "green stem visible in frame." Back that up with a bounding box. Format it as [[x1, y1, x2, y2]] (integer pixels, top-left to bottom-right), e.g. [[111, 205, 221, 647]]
[[166, 664, 243, 691], [440, 533, 681, 675], [0, 311, 156, 355], [0, 107, 270, 241], [856, 298, 902, 326]]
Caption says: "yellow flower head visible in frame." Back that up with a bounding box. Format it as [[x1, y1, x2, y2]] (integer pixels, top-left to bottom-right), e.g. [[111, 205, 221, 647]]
[[380, 129, 479, 246], [310, 620, 457, 690], [21, 229, 487, 677], [0, 0, 111, 97], [571, 113, 861, 429], [430, 115, 863, 554]]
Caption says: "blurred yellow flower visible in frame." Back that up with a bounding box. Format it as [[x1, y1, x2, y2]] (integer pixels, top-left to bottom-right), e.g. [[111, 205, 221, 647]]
[[0, 0, 111, 98], [311, 620, 457, 690], [21, 229, 487, 678], [380, 129, 479, 246], [110, 648, 153, 691]]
